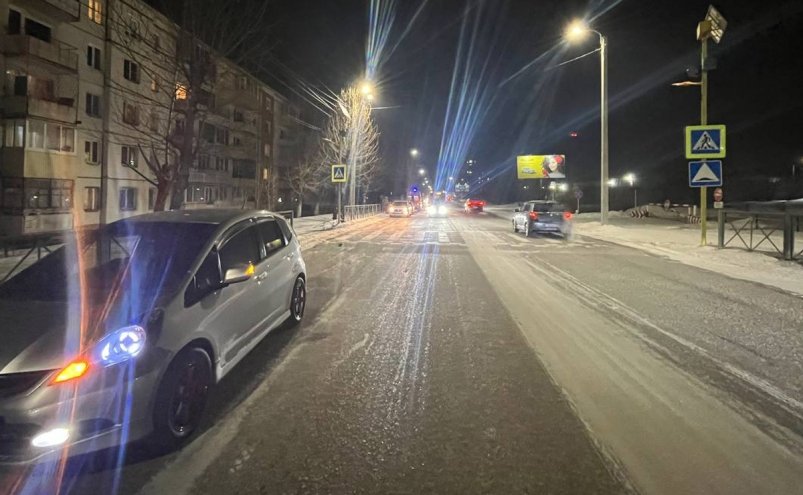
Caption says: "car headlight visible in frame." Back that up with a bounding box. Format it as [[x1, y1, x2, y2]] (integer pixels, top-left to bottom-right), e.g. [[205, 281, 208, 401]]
[[427, 205, 436, 214], [94, 325, 146, 366], [51, 325, 147, 385], [438, 205, 448, 214]]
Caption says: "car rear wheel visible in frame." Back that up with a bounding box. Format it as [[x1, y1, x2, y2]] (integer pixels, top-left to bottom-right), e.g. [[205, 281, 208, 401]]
[[151, 347, 212, 451], [288, 276, 306, 326]]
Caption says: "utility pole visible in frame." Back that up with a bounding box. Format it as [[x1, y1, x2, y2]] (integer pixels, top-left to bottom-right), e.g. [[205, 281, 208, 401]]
[[699, 34, 709, 245], [600, 34, 609, 225]]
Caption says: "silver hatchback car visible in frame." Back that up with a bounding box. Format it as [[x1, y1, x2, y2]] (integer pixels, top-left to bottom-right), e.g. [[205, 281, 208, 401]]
[[0, 209, 306, 464]]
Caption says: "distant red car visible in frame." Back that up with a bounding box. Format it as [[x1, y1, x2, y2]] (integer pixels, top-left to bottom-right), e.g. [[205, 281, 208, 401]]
[[464, 198, 486, 213]]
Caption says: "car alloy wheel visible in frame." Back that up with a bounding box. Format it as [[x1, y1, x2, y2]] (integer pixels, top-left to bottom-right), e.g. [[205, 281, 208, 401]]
[[152, 347, 212, 450], [290, 276, 306, 324]]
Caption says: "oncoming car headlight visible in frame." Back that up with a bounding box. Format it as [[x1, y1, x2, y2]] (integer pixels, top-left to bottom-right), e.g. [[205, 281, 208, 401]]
[[51, 325, 147, 385], [427, 205, 436, 215], [438, 205, 448, 215]]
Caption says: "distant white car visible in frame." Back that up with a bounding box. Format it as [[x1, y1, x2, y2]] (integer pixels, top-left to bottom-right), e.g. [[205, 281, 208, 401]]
[[388, 201, 412, 217]]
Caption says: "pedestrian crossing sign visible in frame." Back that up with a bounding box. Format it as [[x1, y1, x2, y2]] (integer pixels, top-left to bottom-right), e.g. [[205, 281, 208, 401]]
[[685, 124, 726, 159], [331, 164, 347, 183]]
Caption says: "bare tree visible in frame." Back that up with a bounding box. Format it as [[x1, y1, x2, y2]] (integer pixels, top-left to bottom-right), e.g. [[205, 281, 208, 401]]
[[318, 87, 381, 206], [108, 0, 273, 210], [286, 139, 324, 217]]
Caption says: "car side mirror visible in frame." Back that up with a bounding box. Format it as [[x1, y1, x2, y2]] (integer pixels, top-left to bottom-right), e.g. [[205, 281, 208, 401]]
[[223, 262, 254, 285], [514, 208, 520, 212]]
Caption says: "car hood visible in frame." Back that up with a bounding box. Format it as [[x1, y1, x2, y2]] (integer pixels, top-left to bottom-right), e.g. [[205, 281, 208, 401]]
[[0, 299, 81, 374]]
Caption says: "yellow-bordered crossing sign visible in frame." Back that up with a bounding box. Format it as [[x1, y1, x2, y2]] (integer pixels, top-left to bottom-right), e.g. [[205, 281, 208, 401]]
[[331, 164, 347, 183]]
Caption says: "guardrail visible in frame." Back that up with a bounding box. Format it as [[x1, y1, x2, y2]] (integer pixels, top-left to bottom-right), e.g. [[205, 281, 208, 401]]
[[717, 201, 803, 260], [343, 204, 382, 222]]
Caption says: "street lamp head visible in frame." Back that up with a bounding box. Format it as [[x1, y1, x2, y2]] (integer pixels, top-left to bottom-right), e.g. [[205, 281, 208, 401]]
[[410, 148, 419, 158], [448, 176, 454, 181], [623, 173, 636, 185], [565, 19, 590, 42], [418, 168, 425, 175], [360, 81, 373, 96], [558, 183, 569, 192]]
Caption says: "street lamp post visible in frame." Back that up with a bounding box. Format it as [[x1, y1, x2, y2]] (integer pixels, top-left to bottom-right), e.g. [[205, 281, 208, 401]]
[[566, 20, 609, 225]]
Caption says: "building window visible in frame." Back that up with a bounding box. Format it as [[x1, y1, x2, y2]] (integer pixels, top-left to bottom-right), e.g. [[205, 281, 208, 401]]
[[84, 186, 100, 212], [121, 145, 138, 168], [3, 120, 25, 148], [175, 83, 187, 100], [88, 0, 102, 24], [233, 110, 244, 122], [30, 121, 74, 153], [215, 157, 229, 171], [123, 102, 140, 125], [86, 45, 101, 69], [148, 188, 156, 210], [197, 155, 210, 170], [216, 128, 228, 145], [232, 136, 242, 146], [24, 18, 51, 43], [8, 10, 21, 35], [84, 140, 99, 164], [119, 187, 137, 211], [151, 75, 159, 92], [25, 179, 73, 210], [85, 93, 101, 117], [123, 59, 140, 83], [152, 35, 161, 52], [149, 111, 159, 132]]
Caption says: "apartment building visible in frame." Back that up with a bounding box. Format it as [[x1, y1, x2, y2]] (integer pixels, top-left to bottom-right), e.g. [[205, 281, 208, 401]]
[[0, 0, 299, 236]]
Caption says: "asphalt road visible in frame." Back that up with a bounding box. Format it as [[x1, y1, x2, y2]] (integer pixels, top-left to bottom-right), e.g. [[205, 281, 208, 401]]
[[5, 206, 803, 494]]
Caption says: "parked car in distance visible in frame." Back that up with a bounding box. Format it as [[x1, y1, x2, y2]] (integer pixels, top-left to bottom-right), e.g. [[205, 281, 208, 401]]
[[0, 209, 306, 464], [512, 201, 573, 237], [388, 200, 413, 217]]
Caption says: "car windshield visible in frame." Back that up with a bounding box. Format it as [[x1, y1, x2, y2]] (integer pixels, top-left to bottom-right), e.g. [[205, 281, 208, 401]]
[[531, 202, 560, 212], [0, 221, 216, 303], [392, 201, 408, 206]]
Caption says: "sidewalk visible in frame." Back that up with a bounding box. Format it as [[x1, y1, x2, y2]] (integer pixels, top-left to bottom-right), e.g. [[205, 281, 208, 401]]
[[574, 214, 803, 296]]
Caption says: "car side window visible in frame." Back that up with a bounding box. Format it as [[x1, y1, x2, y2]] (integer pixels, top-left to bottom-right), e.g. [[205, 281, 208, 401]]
[[219, 224, 260, 273], [523, 203, 531, 212], [184, 250, 221, 306], [256, 219, 286, 259], [276, 217, 293, 243]]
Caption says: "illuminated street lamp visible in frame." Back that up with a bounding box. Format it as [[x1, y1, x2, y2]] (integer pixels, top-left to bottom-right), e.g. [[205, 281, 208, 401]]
[[623, 173, 637, 209], [418, 168, 426, 176], [565, 19, 608, 225], [558, 183, 569, 192], [410, 148, 419, 158]]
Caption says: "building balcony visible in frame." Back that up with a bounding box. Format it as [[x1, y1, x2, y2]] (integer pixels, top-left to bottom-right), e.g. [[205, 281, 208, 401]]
[[217, 87, 260, 112], [2, 95, 76, 123], [25, 0, 80, 22], [1, 35, 78, 73], [188, 168, 232, 183]]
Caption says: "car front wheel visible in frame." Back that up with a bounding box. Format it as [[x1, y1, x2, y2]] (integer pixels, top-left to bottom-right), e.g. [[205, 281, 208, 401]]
[[151, 347, 213, 451]]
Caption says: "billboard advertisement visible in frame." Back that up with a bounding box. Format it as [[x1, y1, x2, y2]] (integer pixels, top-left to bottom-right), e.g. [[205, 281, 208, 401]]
[[516, 155, 566, 179]]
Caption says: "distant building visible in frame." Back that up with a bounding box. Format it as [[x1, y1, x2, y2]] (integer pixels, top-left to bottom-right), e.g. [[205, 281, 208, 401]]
[[0, 0, 301, 236]]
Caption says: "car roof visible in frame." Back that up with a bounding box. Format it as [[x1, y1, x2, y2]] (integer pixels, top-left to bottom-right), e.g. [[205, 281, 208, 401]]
[[118, 209, 279, 226]]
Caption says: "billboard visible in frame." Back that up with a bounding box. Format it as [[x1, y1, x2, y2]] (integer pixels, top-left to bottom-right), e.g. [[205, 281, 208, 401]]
[[516, 155, 566, 179]]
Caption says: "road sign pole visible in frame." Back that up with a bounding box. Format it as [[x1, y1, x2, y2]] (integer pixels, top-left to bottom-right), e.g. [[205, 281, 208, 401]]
[[699, 36, 709, 245]]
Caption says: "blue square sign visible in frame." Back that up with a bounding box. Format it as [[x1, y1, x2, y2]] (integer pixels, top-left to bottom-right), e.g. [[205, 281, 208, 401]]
[[685, 125, 726, 159], [689, 160, 723, 188]]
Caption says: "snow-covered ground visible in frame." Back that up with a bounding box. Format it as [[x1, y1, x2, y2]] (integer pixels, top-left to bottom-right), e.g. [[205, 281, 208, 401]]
[[573, 214, 803, 296]]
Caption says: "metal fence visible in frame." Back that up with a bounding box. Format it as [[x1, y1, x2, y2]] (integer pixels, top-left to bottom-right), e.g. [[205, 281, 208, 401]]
[[717, 201, 803, 261], [343, 204, 382, 222]]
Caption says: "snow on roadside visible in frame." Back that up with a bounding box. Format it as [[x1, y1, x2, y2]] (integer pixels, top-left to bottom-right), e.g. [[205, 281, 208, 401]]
[[296, 215, 386, 249], [575, 217, 803, 297]]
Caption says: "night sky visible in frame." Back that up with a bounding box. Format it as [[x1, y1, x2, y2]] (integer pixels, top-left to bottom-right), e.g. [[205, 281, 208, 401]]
[[196, 0, 803, 206]]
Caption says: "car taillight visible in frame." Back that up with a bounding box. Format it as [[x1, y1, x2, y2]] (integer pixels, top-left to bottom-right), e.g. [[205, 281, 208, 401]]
[[528, 211, 539, 220], [564, 211, 573, 220]]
